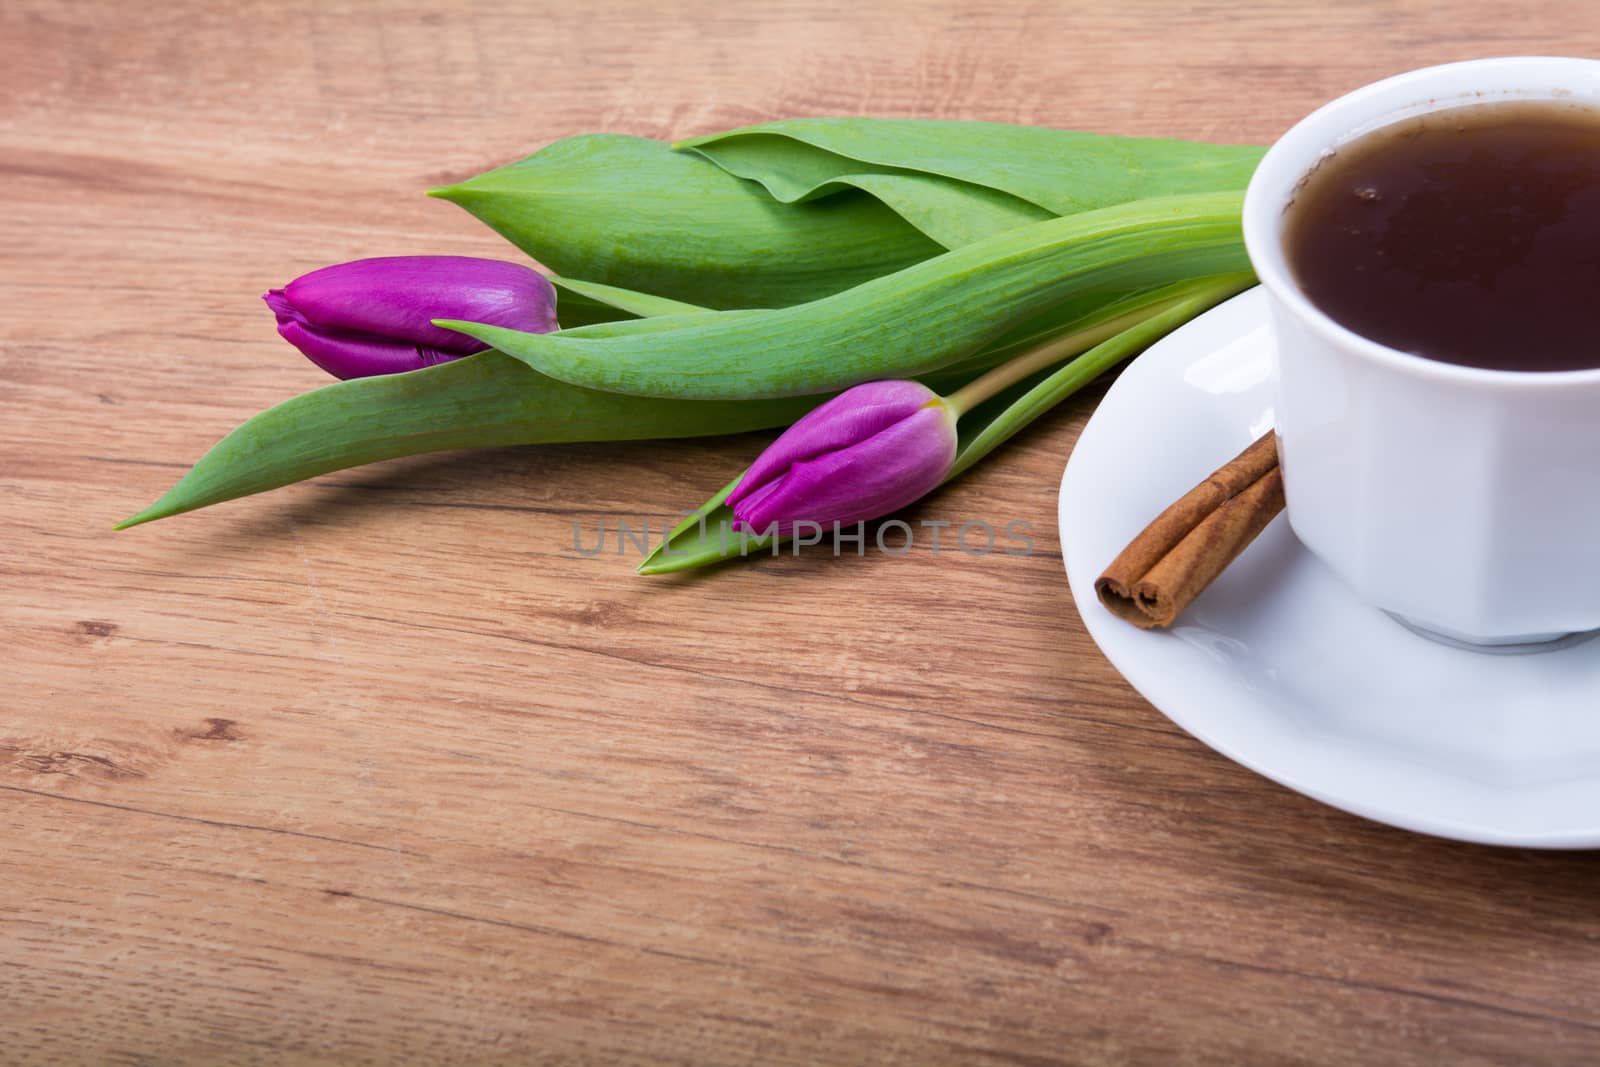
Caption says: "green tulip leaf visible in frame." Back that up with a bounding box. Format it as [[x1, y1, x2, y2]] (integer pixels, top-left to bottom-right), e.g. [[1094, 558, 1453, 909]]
[[430, 134, 942, 309], [444, 193, 1250, 402], [831, 173, 1054, 249], [669, 131, 1053, 247], [676, 119, 1265, 220], [116, 352, 820, 529]]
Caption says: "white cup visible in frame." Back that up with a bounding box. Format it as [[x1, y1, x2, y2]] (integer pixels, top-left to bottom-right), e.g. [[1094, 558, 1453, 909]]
[[1243, 57, 1600, 648]]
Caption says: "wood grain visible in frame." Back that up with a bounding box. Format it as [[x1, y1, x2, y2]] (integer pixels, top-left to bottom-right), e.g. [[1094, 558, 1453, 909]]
[[5, 1, 1600, 1063]]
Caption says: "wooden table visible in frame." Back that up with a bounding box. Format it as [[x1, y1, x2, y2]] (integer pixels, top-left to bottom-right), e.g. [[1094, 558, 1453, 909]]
[[6, 2, 1600, 1063]]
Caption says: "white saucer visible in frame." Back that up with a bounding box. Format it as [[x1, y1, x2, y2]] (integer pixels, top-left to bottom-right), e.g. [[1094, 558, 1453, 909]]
[[1059, 287, 1600, 848]]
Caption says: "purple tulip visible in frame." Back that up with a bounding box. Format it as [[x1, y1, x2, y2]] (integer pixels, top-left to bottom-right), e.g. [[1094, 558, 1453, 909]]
[[264, 255, 557, 379], [728, 380, 958, 535]]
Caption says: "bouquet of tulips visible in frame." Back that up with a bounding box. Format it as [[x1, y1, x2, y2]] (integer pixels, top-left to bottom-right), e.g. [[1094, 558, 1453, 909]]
[[118, 119, 1263, 573]]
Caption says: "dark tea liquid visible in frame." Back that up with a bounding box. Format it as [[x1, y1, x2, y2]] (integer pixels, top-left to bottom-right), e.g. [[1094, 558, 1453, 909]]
[[1285, 100, 1600, 372]]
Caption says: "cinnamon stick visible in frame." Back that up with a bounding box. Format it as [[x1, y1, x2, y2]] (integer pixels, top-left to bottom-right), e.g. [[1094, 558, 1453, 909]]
[[1095, 432, 1285, 629]]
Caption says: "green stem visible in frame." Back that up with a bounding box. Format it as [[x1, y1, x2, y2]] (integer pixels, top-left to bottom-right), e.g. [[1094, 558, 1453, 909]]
[[943, 291, 1195, 417], [946, 272, 1253, 479]]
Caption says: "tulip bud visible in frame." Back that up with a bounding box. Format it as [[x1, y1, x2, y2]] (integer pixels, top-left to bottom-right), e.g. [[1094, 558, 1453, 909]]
[[727, 380, 958, 535], [264, 255, 557, 379]]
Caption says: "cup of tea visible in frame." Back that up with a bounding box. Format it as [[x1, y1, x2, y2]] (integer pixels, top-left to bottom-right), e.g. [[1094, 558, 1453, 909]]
[[1243, 56, 1600, 648]]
